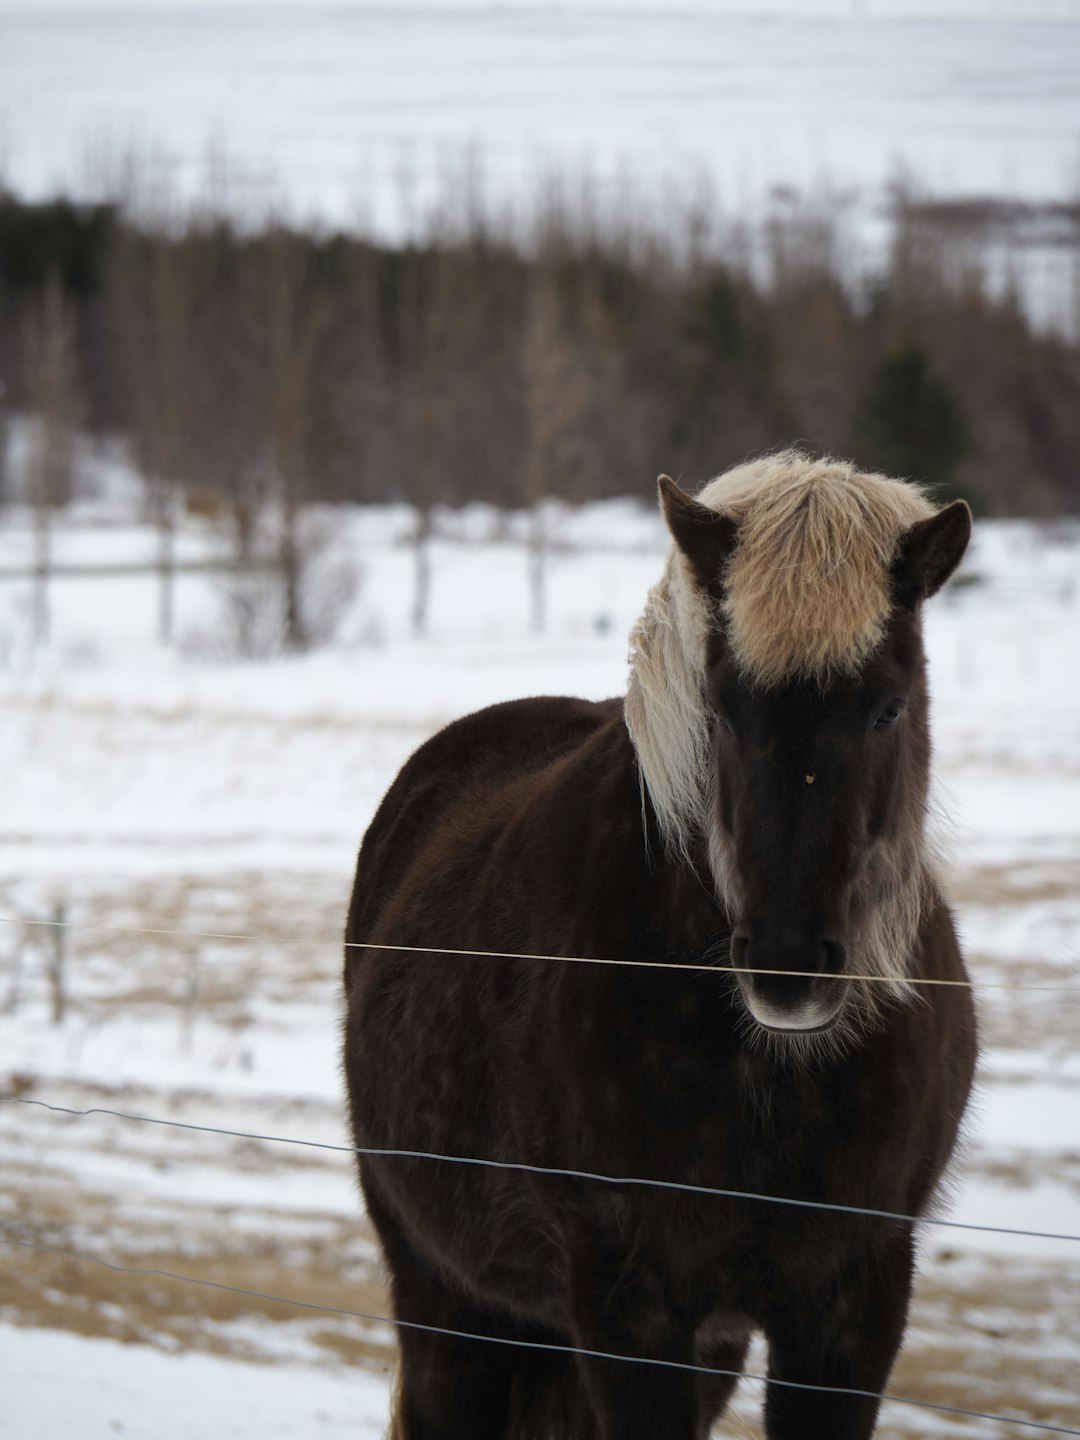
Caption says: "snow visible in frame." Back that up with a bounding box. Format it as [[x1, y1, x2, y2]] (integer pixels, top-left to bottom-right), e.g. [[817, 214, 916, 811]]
[[1, 4, 1077, 1422], [0, 1324, 392, 1440], [0, 463, 1078, 1433], [1, 4, 1078, 333]]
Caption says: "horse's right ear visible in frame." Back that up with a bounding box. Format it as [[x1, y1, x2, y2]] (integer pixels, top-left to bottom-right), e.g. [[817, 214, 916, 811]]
[[891, 499, 972, 610], [658, 475, 738, 592]]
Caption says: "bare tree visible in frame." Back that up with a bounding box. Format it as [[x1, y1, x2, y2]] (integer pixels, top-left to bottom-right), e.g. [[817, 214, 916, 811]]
[[521, 261, 594, 633], [181, 235, 269, 562], [406, 250, 450, 636], [147, 235, 189, 643], [110, 218, 192, 643], [0, 378, 9, 515], [358, 235, 455, 636], [24, 276, 80, 646], [266, 227, 332, 649]]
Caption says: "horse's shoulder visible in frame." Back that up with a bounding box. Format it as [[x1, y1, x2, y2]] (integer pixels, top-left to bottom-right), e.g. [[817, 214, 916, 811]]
[[435, 692, 619, 756], [394, 694, 622, 792], [347, 696, 626, 951]]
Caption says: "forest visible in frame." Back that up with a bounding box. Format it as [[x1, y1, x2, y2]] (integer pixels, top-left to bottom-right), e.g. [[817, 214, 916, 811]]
[[1, 184, 1078, 544]]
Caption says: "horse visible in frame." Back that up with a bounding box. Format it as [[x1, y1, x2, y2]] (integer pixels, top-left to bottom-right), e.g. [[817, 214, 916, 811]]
[[342, 451, 977, 1440]]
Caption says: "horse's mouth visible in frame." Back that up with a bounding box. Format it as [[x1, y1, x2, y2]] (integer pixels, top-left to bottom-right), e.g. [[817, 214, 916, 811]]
[[752, 1010, 843, 1036], [736, 974, 849, 1036]]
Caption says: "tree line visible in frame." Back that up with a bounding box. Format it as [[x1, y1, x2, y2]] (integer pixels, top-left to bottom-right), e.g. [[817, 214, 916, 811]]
[[0, 185, 1077, 641]]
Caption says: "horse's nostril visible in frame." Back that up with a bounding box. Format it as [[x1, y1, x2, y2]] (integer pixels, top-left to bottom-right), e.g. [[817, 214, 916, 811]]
[[732, 930, 843, 981], [730, 933, 749, 974], [821, 939, 846, 976]]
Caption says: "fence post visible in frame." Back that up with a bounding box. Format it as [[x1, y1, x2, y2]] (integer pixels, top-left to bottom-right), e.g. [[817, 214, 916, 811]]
[[5, 924, 25, 1014], [181, 948, 200, 1053], [45, 901, 67, 1024]]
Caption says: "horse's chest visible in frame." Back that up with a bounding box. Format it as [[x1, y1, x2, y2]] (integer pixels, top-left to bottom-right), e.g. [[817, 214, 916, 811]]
[[581, 1076, 891, 1308], [546, 992, 864, 1172], [545, 1027, 897, 1251]]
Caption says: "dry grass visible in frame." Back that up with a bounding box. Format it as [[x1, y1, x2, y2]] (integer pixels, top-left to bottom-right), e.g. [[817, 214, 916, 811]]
[[2, 1150, 394, 1371], [716, 1256, 1078, 1438], [889, 1257, 1080, 1437], [2, 850, 1076, 1435], [7, 1176, 1074, 1438], [948, 860, 1080, 910]]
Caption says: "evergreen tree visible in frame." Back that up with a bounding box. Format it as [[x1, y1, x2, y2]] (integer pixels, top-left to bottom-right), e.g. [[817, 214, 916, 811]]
[[850, 343, 970, 499]]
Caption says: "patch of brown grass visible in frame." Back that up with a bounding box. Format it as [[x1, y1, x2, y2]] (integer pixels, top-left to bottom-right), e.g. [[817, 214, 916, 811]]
[[2, 1199, 394, 1370], [948, 860, 1080, 909]]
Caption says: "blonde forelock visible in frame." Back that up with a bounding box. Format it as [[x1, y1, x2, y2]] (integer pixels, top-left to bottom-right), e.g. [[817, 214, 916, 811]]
[[697, 452, 935, 688]]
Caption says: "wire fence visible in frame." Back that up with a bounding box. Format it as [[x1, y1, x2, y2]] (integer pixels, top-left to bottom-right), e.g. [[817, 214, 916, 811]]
[[3, 908, 1078, 1435], [4, 912, 1080, 994], [1, 1222, 1077, 1437], [3, 1093, 1079, 1247]]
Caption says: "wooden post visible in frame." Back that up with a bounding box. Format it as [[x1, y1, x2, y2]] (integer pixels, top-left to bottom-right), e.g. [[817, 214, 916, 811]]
[[46, 901, 67, 1025], [181, 948, 200, 1053], [5, 925, 24, 1014]]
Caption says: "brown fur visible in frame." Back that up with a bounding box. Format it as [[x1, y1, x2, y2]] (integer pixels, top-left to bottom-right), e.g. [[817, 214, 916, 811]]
[[343, 459, 976, 1440]]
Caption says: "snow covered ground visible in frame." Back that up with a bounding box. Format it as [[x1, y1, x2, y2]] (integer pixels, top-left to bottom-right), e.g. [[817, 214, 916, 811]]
[[1, 3, 1078, 331], [0, 467, 1077, 1436]]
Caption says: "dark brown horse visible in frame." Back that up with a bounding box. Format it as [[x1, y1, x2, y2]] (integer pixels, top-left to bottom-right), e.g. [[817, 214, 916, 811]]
[[343, 452, 977, 1440]]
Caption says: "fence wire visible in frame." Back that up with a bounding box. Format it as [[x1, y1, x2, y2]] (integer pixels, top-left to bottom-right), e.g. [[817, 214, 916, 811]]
[[3, 910, 1077, 1432], [4, 1093, 1079, 1247], [3, 913, 1079, 993], [1, 1223, 1077, 1436]]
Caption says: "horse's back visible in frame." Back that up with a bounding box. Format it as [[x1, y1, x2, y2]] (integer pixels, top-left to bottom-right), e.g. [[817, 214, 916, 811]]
[[345, 695, 622, 972]]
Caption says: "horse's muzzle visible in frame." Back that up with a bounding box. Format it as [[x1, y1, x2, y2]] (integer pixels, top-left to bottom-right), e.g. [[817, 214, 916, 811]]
[[730, 931, 848, 1033]]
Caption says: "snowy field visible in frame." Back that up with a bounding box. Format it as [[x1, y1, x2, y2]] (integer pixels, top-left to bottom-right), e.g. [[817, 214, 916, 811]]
[[0, 466, 1078, 1437], [1, 3, 1079, 330], [1, 3, 1077, 1433]]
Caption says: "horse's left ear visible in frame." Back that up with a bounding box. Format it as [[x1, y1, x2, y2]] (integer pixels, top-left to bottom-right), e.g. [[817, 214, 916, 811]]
[[891, 499, 972, 609], [658, 474, 739, 592]]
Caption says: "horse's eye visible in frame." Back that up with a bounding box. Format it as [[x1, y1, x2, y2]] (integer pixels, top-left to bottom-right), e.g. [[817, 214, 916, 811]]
[[714, 710, 733, 732], [873, 700, 905, 731]]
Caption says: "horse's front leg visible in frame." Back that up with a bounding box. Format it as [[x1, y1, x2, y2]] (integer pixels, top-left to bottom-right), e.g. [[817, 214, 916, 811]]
[[763, 1231, 915, 1440], [568, 1245, 698, 1440]]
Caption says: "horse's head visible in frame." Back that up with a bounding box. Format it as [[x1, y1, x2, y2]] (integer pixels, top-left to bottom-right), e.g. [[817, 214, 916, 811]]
[[626, 454, 970, 1041]]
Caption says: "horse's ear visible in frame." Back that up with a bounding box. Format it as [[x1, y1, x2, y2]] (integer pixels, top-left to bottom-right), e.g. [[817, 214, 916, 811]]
[[891, 499, 972, 609], [658, 474, 738, 591]]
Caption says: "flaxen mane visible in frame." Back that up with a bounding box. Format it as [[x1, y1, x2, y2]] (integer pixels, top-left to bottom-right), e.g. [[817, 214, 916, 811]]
[[625, 451, 939, 1007]]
